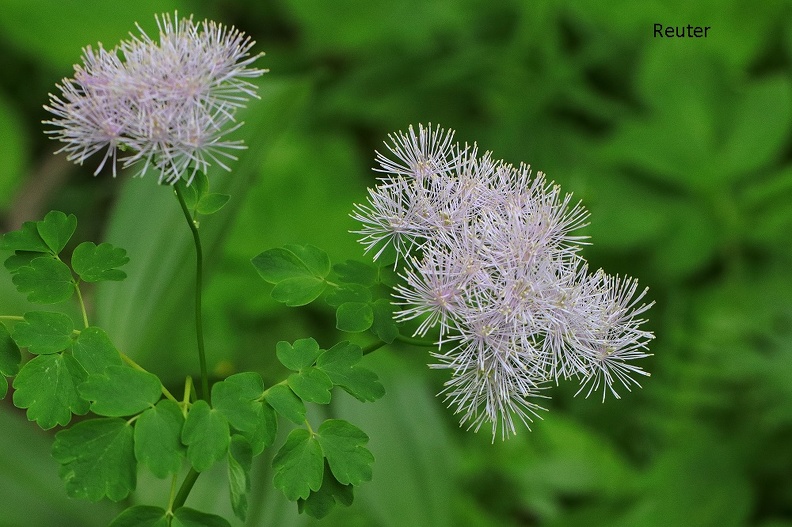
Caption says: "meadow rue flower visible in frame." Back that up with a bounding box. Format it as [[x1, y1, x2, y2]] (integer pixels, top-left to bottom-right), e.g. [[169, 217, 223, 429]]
[[44, 12, 266, 184], [353, 124, 655, 439]]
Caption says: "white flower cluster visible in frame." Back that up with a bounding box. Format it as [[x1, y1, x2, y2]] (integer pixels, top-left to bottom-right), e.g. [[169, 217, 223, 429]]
[[353, 124, 655, 438], [44, 12, 266, 184]]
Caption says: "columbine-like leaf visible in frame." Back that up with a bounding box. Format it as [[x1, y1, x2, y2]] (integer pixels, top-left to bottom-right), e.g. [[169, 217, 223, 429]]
[[211, 372, 277, 456], [182, 399, 230, 472], [11, 311, 74, 355], [325, 284, 372, 307], [263, 383, 306, 425], [52, 418, 136, 502], [288, 368, 333, 404], [333, 260, 377, 286], [172, 507, 232, 527], [371, 298, 399, 343], [134, 399, 185, 478], [12, 353, 88, 429], [317, 419, 374, 486], [0, 375, 7, 399], [196, 193, 231, 215], [276, 338, 322, 371], [298, 462, 355, 519], [272, 428, 324, 501], [78, 365, 161, 417], [109, 506, 168, 527], [316, 342, 385, 402], [72, 326, 123, 374], [71, 241, 129, 282], [336, 302, 374, 333], [228, 435, 253, 521], [0, 323, 22, 376], [12, 257, 74, 303], [0, 220, 50, 252], [4, 250, 43, 272], [36, 210, 77, 254], [251, 245, 330, 306]]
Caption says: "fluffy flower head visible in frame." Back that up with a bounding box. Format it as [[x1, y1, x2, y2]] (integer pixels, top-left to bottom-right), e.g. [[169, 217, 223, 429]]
[[44, 12, 266, 183]]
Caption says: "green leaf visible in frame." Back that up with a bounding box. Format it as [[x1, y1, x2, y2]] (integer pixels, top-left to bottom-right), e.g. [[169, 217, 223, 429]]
[[325, 283, 372, 307], [276, 337, 322, 371], [72, 326, 123, 375], [196, 193, 231, 215], [182, 399, 230, 472], [0, 375, 7, 400], [13, 353, 88, 429], [336, 302, 374, 332], [175, 177, 200, 211], [172, 507, 232, 527], [333, 260, 377, 286], [109, 506, 168, 527], [317, 419, 373, 486], [271, 276, 327, 307], [11, 311, 74, 354], [71, 242, 129, 282], [283, 244, 331, 278], [5, 250, 44, 272], [317, 342, 385, 402], [0, 323, 22, 376], [299, 462, 354, 519], [78, 366, 162, 417], [272, 428, 324, 501], [228, 435, 253, 521], [36, 210, 77, 254], [52, 418, 136, 502], [134, 399, 185, 478], [251, 245, 329, 283], [12, 257, 74, 303], [288, 368, 333, 404], [371, 298, 398, 343], [0, 221, 49, 252], [211, 372, 277, 455], [263, 383, 306, 425]]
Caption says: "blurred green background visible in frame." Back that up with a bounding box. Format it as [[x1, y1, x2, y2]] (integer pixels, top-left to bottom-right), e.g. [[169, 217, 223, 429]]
[[1, 0, 791, 525]]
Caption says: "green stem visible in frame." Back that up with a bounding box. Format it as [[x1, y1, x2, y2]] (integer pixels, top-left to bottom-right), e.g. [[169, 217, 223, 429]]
[[0, 315, 24, 323], [74, 281, 90, 328], [171, 468, 200, 511], [173, 184, 210, 402]]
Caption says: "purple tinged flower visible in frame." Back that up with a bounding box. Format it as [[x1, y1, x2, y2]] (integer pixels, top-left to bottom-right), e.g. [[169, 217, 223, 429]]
[[352, 124, 655, 439], [44, 12, 266, 184]]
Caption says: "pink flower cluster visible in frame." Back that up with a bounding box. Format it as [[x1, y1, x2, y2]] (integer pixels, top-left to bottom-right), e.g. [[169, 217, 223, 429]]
[[44, 12, 266, 184], [353, 124, 655, 438]]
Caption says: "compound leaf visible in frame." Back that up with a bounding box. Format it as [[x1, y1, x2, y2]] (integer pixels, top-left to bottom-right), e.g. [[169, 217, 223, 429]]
[[275, 338, 321, 371], [211, 372, 277, 456], [71, 241, 129, 282], [78, 365, 161, 417], [272, 428, 323, 501], [316, 342, 385, 402], [317, 419, 373, 486], [13, 353, 88, 429], [37, 210, 77, 254], [72, 326, 123, 375], [134, 399, 185, 478], [12, 257, 74, 303], [263, 383, 306, 425], [182, 399, 230, 472], [11, 311, 74, 355]]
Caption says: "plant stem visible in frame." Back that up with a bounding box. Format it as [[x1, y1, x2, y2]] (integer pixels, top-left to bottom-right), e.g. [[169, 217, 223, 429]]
[[171, 468, 200, 511], [173, 184, 210, 402], [74, 281, 90, 328]]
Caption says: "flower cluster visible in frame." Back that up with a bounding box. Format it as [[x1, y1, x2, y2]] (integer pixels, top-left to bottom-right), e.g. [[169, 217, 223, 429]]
[[353, 124, 655, 438], [44, 12, 266, 184]]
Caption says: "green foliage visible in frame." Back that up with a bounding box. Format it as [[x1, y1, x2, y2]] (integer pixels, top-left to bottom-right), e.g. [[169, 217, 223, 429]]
[[251, 245, 330, 306], [317, 419, 374, 486], [52, 418, 136, 502], [109, 506, 168, 527], [0, 323, 22, 376], [316, 342, 385, 402], [1, 220, 51, 253], [78, 366, 161, 417], [196, 193, 231, 215], [288, 367, 333, 404], [371, 298, 398, 343], [272, 428, 324, 501], [171, 507, 232, 527], [298, 462, 354, 519], [71, 242, 129, 282], [134, 399, 185, 478], [37, 211, 77, 254], [13, 353, 88, 429], [276, 337, 322, 371], [11, 311, 74, 354], [333, 260, 377, 286], [263, 383, 306, 425], [72, 326, 123, 374], [228, 435, 253, 521], [182, 400, 230, 472], [211, 372, 278, 455], [11, 257, 74, 303], [335, 301, 374, 332]]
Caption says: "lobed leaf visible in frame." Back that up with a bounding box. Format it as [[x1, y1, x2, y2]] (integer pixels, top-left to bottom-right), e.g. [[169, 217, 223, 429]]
[[134, 399, 185, 478], [371, 298, 399, 343], [325, 283, 372, 307], [228, 435, 253, 521], [172, 507, 232, 527], [316, 342, 385, 402], [275, 337, 322, 371], [333, 259, 377, 286], [71, 326, 123, 375], [36, 210, 77, 254], [0, 323, 22, 376], [13, 353, 88, 429], [271, 276, 327, 307], [11, 311, 74, 355], [263, 383, 306, 425], [71, 242, 129, 282], [4, 250, 43, 272], [109, 506, 168, 527], [317, 419, 374, 486], [52, 418, 136, 502], [272, 428, 324, 501], [78, 366, 162, 417], [182, 400, 230, 472], [288, 368, 333, 404], [251, 245, 330, 306], [0, 221, 50, 252], [211, 372, 277, 455], [298, 462, 354, 519], [12, 257, 74, 303], [336, 301, 374, 333]]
